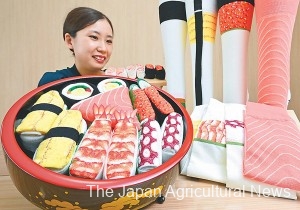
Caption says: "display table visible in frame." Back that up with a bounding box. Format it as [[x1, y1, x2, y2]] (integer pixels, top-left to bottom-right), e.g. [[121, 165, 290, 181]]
[[145, 78, 167, 89], [0, 111, 299, 209]]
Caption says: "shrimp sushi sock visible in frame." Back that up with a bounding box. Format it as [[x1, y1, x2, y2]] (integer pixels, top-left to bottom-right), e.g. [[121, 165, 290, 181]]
[[104, 110, 139, 179], [69, 118, 112, 179]]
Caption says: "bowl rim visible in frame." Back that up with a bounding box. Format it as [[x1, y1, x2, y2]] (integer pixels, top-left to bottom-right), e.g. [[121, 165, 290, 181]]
[[1, 75, 193, 190]]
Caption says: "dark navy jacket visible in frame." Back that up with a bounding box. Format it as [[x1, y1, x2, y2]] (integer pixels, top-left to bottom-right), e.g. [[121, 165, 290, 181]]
[[38, 65, 80, 87]]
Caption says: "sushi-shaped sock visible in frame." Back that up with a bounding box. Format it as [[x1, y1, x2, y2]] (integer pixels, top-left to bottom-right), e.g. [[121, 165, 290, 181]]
[[34, 138, 77, 172], [195, 98, 226, 144], [243, 102, 300, 191], [69, 106, 114, 180], [71, 86, 139, 126], [190, 98, 227, 183], [16, 90, 65, 135], [126, 65, 137, 79], [218, 0, 254, 104], [144, 85, 174, 115], [136, 64, 145, 79], [144, 64, 156, 79], [116, 67, 128, 78], [225, 104, 296, 199], [138, 119, 162, 173], [201, 0, 218, 104], [161, 112, 184, 163], [104, 110, 139, 179], [256, 0, 299, 109], [130, 84, 156, 121], [155, 65, 166, 80], [159, 0, 187, 102], [61, 82, 98, 108], [185, 0, 217, 105], [34, 110, 83, 173], [139, 78, 174, 115]]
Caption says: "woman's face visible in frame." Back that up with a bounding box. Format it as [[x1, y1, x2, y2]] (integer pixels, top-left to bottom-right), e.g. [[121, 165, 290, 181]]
[[66, 19, 113, 75]]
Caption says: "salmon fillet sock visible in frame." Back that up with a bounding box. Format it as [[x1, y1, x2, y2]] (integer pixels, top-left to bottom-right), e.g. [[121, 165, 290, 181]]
[[243, 102, 300, 191], [256, 0, 300, 109]]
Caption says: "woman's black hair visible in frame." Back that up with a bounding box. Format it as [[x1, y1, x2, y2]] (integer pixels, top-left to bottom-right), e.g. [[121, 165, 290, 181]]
[[63, 7, 114, 40]]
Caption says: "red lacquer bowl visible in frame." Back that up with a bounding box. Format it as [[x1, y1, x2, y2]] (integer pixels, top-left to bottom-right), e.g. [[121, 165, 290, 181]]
[[1, 76, 193, 210]]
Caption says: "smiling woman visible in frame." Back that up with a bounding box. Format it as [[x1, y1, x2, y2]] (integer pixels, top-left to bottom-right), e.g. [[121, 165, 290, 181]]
[[38, 7, 114, 87]]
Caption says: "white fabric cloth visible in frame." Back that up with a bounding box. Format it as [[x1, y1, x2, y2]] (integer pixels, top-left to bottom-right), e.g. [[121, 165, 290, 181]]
[[181, 98, 227, 183]]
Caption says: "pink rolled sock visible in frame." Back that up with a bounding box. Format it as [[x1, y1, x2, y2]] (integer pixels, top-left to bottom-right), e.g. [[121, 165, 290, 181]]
[[243, 102, 300, 191], [256, 0, 299, 109]]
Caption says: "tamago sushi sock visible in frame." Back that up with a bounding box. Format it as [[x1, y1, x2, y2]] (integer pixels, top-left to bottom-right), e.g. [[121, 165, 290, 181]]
[[185, 0, 217, 105]]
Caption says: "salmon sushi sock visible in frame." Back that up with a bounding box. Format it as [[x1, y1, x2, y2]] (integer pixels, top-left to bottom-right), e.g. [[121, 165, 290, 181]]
[[256, 0, 300, 109], [243, 102, 300, 191]]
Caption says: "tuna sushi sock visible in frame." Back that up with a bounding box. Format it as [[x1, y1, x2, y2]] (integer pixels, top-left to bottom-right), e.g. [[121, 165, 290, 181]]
[[218, 0, 254, 104], [159, 0, 187, 102], [243, 102, 300, 191], [256, 0, 299, 109]]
